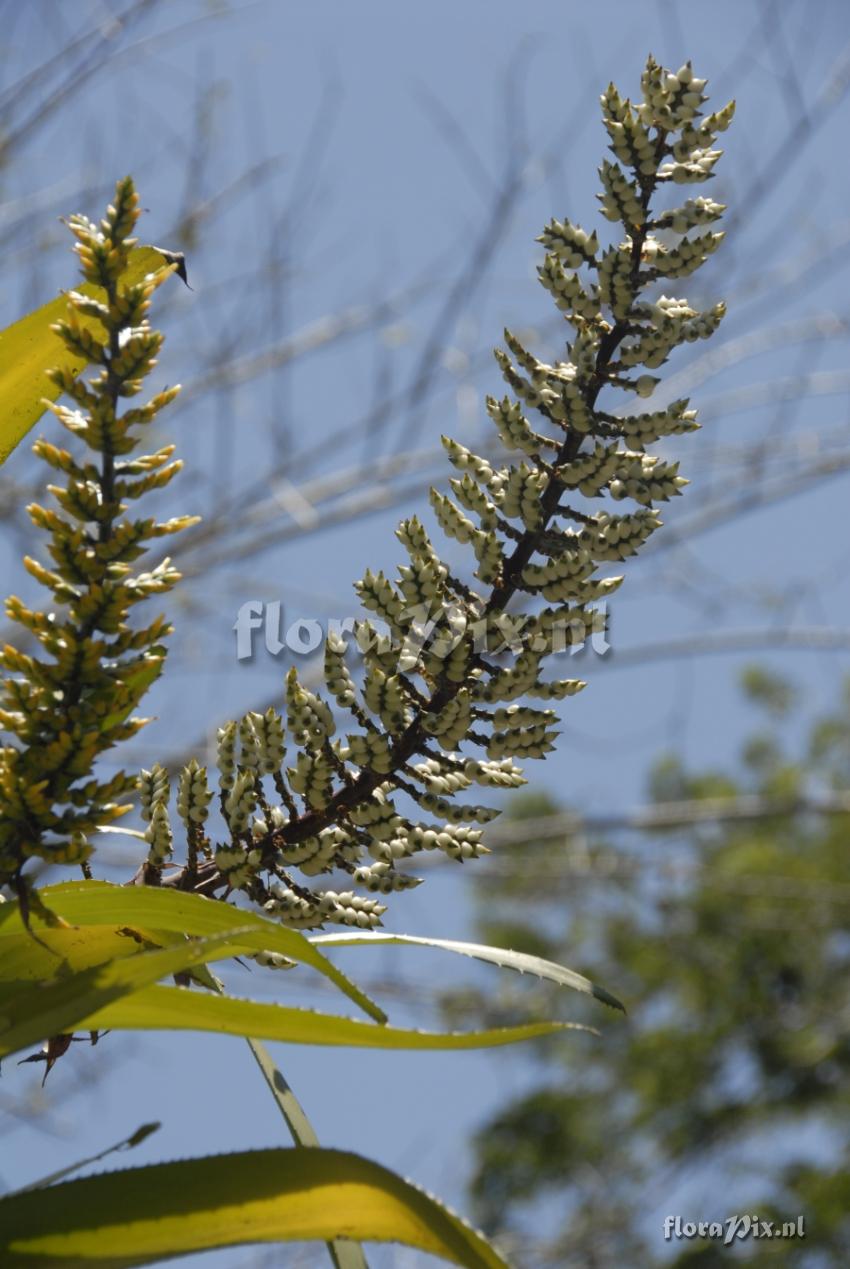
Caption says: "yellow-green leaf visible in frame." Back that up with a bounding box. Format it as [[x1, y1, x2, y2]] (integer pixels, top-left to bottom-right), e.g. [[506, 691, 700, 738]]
[[0, 1147, 510, 1268], [0, 245, 175, 469], [0, 881, 385, 1023], [311, 930, 625, 1011], [0, 923, 169, 983], [76, 982, 594, 1049], [0, 927, 256, 1060]]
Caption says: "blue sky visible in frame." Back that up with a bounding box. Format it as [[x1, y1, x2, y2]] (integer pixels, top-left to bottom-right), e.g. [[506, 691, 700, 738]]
[[2, 1, 850, 1264]]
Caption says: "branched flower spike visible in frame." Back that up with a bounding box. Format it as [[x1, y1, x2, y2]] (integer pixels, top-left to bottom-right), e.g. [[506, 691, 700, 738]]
[[1, 63, 732, 935], [141, 57, 733, 932], [0, 177, 196, 886]]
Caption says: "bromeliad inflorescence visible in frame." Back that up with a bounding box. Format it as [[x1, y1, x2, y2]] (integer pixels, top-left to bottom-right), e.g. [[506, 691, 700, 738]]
[[0, 179, 195, 888], [132, 56, 733, 933], [0, 58, 734, 933]]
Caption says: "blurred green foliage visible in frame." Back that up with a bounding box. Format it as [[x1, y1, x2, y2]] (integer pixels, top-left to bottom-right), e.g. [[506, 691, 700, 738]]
[[447, 670, 850, 1266]]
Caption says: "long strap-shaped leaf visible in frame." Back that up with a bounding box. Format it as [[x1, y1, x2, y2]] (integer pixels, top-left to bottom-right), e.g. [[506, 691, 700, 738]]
[[0, 245, 174, 468], [247, 1039, 369, 1269], [311, 930, 625, 1011], [0, 1147, 510, 1268], [73, 984, 594, 1049], [0, 928, 257, 1059], [0, 881, 385, 1022]]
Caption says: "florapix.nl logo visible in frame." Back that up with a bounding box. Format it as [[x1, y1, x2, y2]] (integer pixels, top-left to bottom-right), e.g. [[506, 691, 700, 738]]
[[233, 600, 611, 665]]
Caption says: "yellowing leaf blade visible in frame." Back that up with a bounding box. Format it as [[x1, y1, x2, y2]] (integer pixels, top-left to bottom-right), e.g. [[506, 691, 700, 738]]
[[0, 927, 256, 1060], [77, 982, 594, 1049], [0, 880, 385, 1023], [0, 245, 175, 468], [0, 1147, 510, 1268]]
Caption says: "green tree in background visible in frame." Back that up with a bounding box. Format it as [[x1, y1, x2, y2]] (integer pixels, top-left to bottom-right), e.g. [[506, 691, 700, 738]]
[[452, 668, 850, 1266]]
